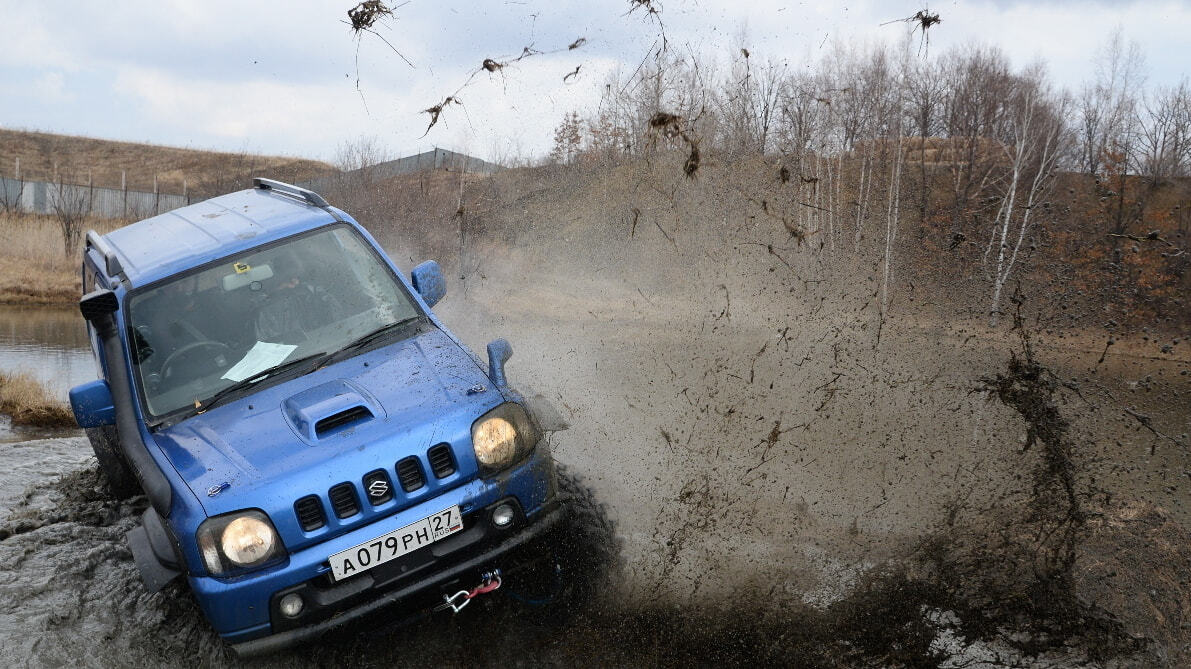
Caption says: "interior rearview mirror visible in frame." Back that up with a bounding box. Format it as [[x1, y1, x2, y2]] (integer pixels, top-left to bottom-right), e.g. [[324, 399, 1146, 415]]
[[222, 263, 274, 291]]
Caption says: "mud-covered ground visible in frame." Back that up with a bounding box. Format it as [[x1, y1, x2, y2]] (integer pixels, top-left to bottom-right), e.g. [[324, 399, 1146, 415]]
[[2, 163, 1189, 667]]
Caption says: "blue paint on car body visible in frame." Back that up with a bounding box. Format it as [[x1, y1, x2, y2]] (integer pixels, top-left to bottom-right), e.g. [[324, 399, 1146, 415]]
[[69, 180, 564, 655]]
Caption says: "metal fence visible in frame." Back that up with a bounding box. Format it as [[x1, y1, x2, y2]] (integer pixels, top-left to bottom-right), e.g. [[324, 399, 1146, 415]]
[[299, 147, 501, 192], [0, 147, 498, 220], [0, 176, 189, 220]]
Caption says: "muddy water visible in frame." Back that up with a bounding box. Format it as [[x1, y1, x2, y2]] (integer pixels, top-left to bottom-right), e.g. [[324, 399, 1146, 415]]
[[0, 305, 95, 394]]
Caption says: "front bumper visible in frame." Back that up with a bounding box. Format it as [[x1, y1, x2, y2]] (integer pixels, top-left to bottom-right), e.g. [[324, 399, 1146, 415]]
[[229, 501, 565, 657], [186, 446, 556, 646]]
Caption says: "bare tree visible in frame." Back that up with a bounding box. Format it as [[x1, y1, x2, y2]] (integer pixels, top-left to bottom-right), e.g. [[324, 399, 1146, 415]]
[[597, 51, 707, 159], [820, 43, 895, 251], [0, 158, 25, 216], [333, 135, 389, 174], [1077, 28, 1146, 177], [880, 77, 907, 341], [903, 57, 945, 225], [718, 49, 784, 155], [192, 150, 259, 200], [940, 46, 1014, 230], [1138, 79, 1191, 180], [985, 72, 1070, 324], [49, 170, 94, 256]]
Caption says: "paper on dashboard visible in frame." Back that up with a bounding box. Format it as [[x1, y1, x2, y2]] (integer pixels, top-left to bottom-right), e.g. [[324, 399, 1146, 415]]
[[221, 341, 298, 382]]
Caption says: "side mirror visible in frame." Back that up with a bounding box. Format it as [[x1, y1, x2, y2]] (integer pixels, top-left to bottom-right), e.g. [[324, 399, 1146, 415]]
[[69, 379, 116, 428], [79, 288, 118, 322], [411, 260, 446, 308], [486, 339, 513, 389]]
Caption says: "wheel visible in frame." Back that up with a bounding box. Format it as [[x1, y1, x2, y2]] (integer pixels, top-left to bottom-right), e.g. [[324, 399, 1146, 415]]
[[159, 340, 231, 380], [505, 463, 619, 621], [86, 425, 140, 499]]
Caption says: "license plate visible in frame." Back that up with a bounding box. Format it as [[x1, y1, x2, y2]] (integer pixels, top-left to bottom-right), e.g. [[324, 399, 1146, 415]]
[[328, 505, 463, 581]]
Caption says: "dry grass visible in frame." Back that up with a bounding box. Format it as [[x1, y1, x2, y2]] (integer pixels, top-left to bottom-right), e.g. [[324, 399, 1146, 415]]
[[0, 371, 76, 428], [0, 213, 124, 305], [1077, 500, 1191, 667], [0, 127, 334, 195]]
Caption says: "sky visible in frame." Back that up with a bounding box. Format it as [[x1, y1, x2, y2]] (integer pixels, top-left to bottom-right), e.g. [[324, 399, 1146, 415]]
[[0, 1, 1188, 166]]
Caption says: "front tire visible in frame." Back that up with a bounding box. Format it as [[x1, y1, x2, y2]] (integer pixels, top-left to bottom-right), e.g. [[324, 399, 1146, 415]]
[[507, 463, 619, 620], [85, 425, 139, 499]]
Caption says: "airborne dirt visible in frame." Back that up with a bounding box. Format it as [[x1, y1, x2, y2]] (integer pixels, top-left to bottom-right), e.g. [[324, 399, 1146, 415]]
[[1, 161, 1189, 667]]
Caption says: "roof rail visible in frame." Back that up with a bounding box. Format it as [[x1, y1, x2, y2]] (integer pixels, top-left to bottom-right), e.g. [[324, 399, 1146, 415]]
[[85, 230, 124, 278], [253, 178, 331, 209]]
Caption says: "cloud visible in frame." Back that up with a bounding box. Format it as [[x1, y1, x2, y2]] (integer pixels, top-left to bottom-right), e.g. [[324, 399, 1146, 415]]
[[112, 67, 355, 151], [32, 71, 72, 102], [3, 1, 1189, 162], [0, 11, 80, 72]]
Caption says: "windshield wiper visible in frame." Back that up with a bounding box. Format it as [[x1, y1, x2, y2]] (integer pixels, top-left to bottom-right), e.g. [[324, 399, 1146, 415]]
[[160, 319, 420, 427], [319, 317, 421, 366], [176, 352, 326, 421]]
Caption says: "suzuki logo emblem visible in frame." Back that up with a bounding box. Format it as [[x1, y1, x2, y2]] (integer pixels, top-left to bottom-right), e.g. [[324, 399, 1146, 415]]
[[368, 479, 390, 498]]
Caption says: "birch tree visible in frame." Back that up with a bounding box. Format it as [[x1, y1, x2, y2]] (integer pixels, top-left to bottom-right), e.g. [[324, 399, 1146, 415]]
[[986, 74, 1070, 325]]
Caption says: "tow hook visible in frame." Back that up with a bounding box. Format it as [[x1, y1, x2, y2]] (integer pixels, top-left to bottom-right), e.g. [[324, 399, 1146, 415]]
[[434, 569, 502, 614]]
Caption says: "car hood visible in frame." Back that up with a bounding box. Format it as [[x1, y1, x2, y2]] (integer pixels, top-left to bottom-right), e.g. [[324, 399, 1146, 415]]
[[151, 326, 502, 518]]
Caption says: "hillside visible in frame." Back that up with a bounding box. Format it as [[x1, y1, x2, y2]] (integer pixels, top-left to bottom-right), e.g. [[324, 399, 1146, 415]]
[[0, 128, 335, 197]]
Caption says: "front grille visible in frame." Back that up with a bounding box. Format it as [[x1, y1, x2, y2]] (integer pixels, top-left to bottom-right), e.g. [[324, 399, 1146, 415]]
[[396, 457, 425, 492], [362, 469, 394, 505], [294, 495, 326, 531], [294, 452, 446, 528], [427, 443, 456, 478], [328, 482, 360, 518]]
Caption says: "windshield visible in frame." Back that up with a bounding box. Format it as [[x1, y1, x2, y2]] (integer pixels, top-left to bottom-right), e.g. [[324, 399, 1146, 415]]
[[127, 224, 421, 418]]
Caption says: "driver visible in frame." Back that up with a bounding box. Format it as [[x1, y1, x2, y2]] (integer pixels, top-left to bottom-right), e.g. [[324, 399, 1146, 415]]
[[136, 275, 209, 365], [254, 253, 335, 344]]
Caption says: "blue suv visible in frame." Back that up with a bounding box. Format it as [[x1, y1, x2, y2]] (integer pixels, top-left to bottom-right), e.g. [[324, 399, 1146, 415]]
[[67, 179, 600, 655]]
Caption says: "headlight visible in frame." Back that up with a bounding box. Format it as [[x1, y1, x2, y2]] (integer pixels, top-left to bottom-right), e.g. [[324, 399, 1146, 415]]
[[473, 417, 517, 468], [222, 517, 276, 566], [471, 403, 540, 474], [196, 509, 284, 575]]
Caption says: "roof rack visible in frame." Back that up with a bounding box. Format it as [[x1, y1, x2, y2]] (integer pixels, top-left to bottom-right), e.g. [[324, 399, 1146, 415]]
[[85, 230, 124, 278], [253, 178, 331, 209]]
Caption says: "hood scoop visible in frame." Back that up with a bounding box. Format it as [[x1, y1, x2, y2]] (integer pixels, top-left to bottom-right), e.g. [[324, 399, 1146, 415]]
[[315, 405, 373, 436], [282, 379, 383, 443]]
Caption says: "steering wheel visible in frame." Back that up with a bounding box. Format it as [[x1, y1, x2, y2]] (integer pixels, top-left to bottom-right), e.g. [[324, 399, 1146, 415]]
[[160, 340, 232, 380]]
